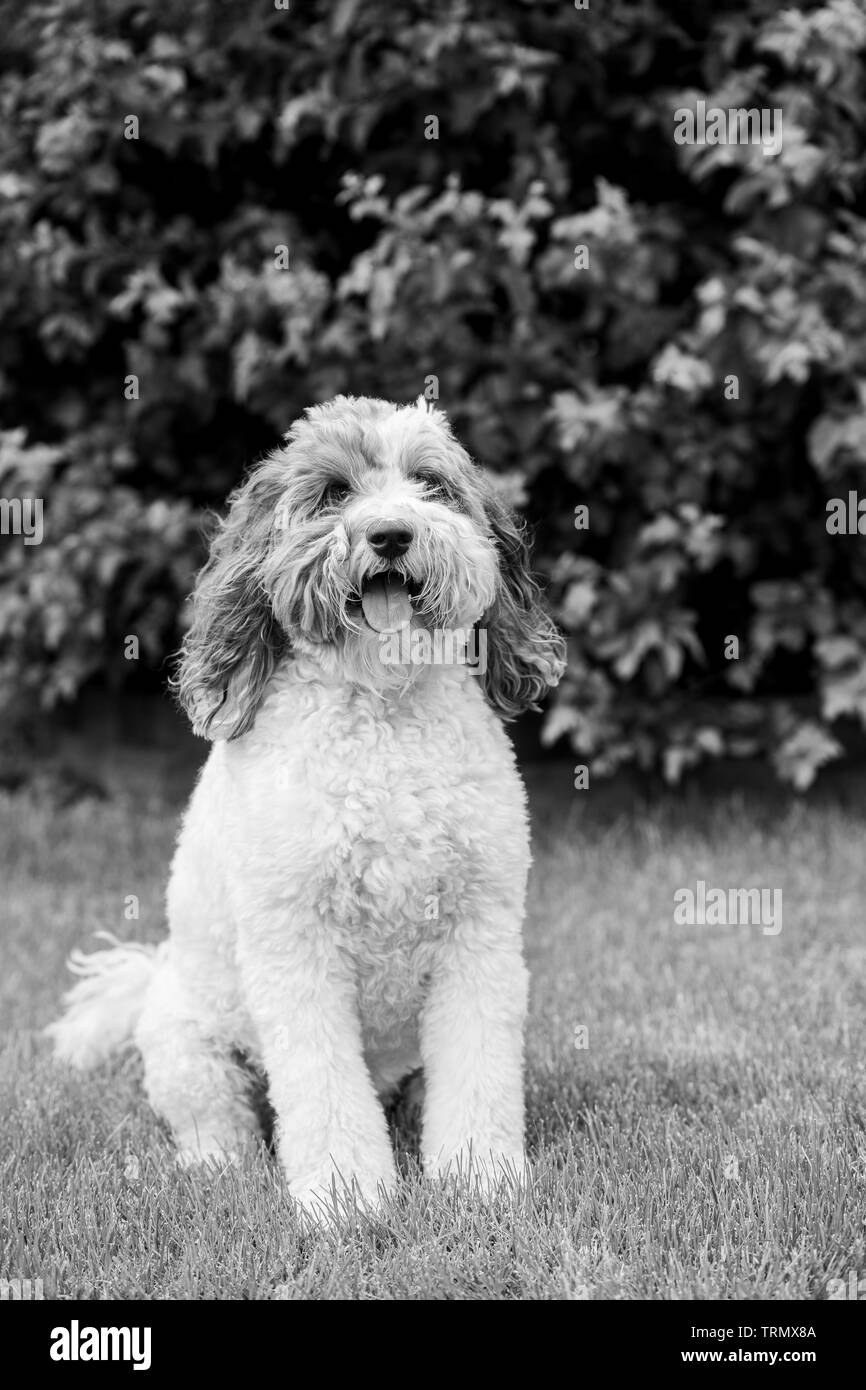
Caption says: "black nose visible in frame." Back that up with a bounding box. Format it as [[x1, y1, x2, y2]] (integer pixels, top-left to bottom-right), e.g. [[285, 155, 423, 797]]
[[367, 521, 414, 560]]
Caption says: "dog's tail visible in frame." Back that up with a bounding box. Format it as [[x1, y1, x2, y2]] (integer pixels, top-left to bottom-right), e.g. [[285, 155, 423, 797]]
[[45, 932, 166, 1069]]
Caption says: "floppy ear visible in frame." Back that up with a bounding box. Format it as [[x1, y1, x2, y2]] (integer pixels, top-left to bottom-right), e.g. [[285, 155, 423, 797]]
[[481, 488, 566, 720], [173, 466, 288, 740]]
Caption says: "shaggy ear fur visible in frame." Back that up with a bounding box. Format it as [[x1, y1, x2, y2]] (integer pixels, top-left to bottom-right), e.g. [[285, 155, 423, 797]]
[[481, 488, 566, 720], [173, 464, 288, 740]]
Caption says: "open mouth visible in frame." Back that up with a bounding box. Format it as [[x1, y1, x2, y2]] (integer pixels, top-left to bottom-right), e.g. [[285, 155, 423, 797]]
[[359, 571, 420, 633]]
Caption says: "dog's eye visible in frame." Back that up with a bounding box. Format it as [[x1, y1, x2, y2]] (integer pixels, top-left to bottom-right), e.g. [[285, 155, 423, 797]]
[[319, 481, 351, 509], [415, 474, 467, 511], [415, 474, 448, 501]]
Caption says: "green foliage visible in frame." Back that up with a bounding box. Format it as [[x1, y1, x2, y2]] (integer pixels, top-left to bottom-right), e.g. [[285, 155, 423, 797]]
[[1, 0, 865, 784]]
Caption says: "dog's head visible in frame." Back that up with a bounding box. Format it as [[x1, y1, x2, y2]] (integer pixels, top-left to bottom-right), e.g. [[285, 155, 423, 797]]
[[175, 396, 565, 738]]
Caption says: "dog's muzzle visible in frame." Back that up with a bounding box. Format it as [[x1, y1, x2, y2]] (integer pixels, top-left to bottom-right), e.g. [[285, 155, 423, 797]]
[[359, 521, 417, 632]]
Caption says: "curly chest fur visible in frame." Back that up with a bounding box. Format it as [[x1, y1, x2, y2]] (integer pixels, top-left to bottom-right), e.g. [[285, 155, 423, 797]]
[[217, 662, 529, 1028]]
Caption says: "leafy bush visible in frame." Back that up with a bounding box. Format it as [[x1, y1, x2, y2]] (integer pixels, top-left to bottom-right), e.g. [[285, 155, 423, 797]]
[[2, 0, 865, 785]]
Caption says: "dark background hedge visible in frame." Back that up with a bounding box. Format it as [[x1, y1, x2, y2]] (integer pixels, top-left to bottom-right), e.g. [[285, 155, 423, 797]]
[[2, 0, 865, 785]]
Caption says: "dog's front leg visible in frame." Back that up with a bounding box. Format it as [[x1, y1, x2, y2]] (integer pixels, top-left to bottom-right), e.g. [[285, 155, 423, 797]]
[[238, 918, 397, 1217], [420, 924, 529, 1188]]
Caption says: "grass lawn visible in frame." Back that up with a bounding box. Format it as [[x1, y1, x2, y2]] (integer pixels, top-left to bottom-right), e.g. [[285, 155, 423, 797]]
[[1, 744, 865, 1300]]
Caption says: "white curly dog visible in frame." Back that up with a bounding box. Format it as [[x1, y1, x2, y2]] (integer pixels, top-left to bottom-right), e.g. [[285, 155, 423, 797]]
[[48, 395, 565, 1216]]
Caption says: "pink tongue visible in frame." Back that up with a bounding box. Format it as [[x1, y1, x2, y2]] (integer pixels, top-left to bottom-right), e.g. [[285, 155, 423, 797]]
[[361, 574, 413, 632]]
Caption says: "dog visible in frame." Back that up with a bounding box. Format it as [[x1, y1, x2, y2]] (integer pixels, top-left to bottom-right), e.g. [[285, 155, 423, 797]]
[[47, 395, 565, 1215]]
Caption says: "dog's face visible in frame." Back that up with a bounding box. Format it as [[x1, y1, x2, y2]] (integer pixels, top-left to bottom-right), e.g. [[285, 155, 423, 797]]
[[177, 396, 565, 738], [263, 397, 500, 657]]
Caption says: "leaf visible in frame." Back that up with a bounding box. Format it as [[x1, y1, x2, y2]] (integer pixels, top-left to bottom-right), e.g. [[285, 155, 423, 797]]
[[772, 722, 843, 791]]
